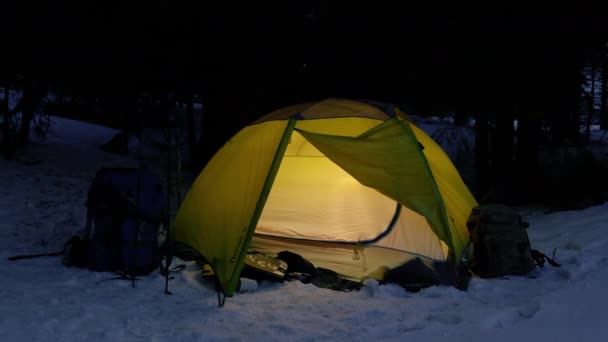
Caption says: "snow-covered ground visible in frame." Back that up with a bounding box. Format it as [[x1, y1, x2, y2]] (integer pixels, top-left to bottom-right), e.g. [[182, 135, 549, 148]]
[[1, 116, 608, 341]]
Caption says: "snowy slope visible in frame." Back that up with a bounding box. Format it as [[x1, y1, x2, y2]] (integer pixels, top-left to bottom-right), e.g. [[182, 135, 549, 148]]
[[1, 117, 607, 342]]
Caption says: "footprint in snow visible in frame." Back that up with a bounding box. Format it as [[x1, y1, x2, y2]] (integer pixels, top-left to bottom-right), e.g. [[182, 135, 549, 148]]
[[518, 301, 541, 319], [425, 313, 463, 325], [481, 301, 541, 329], [399, 323, 425, 333]]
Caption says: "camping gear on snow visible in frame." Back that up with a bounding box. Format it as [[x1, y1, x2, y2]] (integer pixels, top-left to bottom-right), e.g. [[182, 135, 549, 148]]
[[277, 250, 317, 277], [384, 257, 457, 292], [239, 251, 365, 291], [311, 267, 363, 291], [530, 249, 562, 268], [7, 167, 166, 276], [241, 252, 288, 280], [83, 167, 165, 275], [466, 204, 561, 278], [61, 235, 91, 268], [171, 98, 479, 297]]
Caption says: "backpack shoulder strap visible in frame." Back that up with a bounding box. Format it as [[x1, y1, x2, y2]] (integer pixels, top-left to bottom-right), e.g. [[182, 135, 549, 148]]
[[531, 248, 562, 268]]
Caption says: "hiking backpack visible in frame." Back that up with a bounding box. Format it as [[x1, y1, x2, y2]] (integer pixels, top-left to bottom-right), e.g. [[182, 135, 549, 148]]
[[466, 204, 537, 278], [84, 167, 165, 275]]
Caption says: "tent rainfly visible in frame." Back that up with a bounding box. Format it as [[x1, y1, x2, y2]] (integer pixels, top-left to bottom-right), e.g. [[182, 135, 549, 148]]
[[172, 99, 478, 296]]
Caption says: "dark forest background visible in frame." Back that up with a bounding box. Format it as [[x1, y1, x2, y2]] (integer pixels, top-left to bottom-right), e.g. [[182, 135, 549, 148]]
[[1, 1, 608, 209]]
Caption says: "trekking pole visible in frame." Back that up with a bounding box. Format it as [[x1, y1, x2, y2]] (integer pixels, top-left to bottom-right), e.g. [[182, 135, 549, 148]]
[[164, 108, 174, 295], [132, 104, 145, 288], [8, 251, 64, 261], [174, 121, 183, 211]]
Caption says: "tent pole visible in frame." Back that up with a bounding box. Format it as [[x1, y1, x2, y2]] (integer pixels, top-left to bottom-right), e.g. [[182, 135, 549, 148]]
[[226, 118, 297, 294]]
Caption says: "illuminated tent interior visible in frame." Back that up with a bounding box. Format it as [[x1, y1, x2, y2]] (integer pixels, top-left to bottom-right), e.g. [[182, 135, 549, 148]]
[[172, 99, 478, 296]]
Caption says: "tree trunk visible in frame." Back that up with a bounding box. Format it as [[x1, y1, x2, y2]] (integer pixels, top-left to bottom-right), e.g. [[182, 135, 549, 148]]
[[600, 52, 608, 130], [2, 85, 13, 159], [195, 84, 243, 173], [491, 110, 515, 200], [18, 78, 34, 146], [586, 61, 595, 143], [453, 111, 468, 126], [186, 92, 198, 170], [515, 113, 541, 202], [474, 112, 491, 200]]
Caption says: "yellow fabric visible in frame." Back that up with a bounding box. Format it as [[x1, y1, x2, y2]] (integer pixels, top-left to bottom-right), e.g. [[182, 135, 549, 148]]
[[257, 150, 397, 242], [373, 204, 448, 260], [172, 99, 478, 296], [296, 119, 453, 252], [258, 125, 451, 261], [254, 98, 390, 124], [294, 117, 382, 137], [171, 120, 289, 295], [299, 98, 390, 120], [409, 123, 478, 259], [280, 118, 383, 158], [252, 103, 313, 124]]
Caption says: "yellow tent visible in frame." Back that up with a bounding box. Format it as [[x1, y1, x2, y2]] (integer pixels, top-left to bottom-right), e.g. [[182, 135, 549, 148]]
[[172, 99, 478, 296]]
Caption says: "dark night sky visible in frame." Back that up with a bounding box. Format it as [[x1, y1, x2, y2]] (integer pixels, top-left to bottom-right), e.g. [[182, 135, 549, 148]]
[[1, 2, 607, 202], [1, 2, 607, 115]]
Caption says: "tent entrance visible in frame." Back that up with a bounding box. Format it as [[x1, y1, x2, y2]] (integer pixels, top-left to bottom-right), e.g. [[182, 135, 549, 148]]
[[253, 123, 449, 266], [256, 130, 399, 243]]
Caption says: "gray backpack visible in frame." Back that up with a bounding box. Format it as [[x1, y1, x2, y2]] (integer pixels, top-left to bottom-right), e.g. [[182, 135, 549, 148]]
[[466, 204, 537, 278]]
